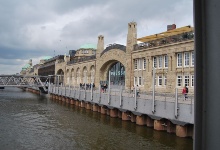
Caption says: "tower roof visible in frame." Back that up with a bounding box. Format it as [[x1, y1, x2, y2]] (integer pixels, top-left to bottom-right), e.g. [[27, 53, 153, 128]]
[[41, 56, 53, 60], [79, 43, 97, 49], [22, 64, 31, 70]]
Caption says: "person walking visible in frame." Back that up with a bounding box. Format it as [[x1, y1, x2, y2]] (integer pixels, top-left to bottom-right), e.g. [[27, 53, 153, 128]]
[[182, 85, 188, 100]]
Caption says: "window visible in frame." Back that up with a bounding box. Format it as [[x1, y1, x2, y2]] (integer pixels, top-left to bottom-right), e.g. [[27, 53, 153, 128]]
[[164, 75, 167, 86], [158, 56, 162, 68], [184, 52, 190, 67], [143, 58, 146, 70], [177, 75, 182, 86], [177, 53, 182, 67], [134, 59, 138, 70], [139, 77, 142, 85], [138, 59, 142, 70], [153, 57, 157, 68], [158, 75, 162, 86], [164, 55, 168, 68], [191, 75, 194, 87], [191, 51, 194, 66], [184, 75, 189, 86]]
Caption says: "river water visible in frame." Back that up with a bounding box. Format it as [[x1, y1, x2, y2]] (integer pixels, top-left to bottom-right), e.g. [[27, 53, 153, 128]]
[[0, 87, 193, 150]]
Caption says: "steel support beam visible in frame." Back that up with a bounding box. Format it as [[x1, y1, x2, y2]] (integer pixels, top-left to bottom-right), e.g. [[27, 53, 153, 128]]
[[194, 0, 220, 149]]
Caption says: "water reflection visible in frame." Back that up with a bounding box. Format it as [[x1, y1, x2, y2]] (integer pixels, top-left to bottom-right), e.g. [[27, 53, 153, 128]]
[[0, 87, 193, 150]]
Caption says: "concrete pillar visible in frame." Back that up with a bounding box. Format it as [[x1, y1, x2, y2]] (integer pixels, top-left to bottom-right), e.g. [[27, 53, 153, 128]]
[[146, 116, 154, 127], [93, 104, 98, 112], [59, 96, 62, 101], [136, 115, 145, 125], [75, 100, 79, 107], [176, 125, 188, 138], [154, 120, 167, 131], [86, 103, 91, 110], [101, 106, 106, 114], [80, 101, 85, 108], [131, 113, 136, 123], [122, 112, 130, 121], [167, 121, 176, 133], [66, 98, 70, 104], [110, 109, 118, 118], [62, 97, 66, 102], [70, 99, 74, 105]]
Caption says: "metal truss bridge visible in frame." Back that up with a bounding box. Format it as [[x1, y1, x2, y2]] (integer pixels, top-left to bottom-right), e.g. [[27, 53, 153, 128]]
[[0, 75, 51, 93]]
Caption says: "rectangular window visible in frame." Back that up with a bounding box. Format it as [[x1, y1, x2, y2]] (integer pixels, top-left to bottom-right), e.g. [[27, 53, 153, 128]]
[[153, 57, 157, 68], [191, 75, 194, 87], [164, 75, 167, 86], [158, 75, 162, 86], [177, 75, 182, 86], [184, 52, 190, 67], [143, 58, 146, 70], [184, 75, 190, 86], [164, 55, 168, 68], [139, 77, 142, 85], [134, 59, 137, 70], [191, 51, 194, 66], [158, 56, 162, 68], [177, 53, 182, 67], [138, 59, 142, 70]]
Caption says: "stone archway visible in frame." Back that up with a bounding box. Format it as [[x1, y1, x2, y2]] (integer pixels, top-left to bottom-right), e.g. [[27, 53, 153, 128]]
[[99, 60, 126, 88], [56, 69, 64, 85]]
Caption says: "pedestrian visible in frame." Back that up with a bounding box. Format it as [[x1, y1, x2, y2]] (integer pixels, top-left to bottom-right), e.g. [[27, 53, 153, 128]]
[[182, 85, 188, 100], [93, 83, 95, 89]]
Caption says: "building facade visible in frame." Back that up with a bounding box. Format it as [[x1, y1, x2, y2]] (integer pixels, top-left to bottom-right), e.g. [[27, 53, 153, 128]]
[[22, 22, 194, 94], [54, 22, 194, 93]]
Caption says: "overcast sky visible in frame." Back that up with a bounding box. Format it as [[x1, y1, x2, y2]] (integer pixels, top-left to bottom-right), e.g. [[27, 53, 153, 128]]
[[0, 0, 193, 74]]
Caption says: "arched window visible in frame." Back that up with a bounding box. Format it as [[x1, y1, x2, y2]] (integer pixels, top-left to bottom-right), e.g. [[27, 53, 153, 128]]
[[109, 62, 125, 85]]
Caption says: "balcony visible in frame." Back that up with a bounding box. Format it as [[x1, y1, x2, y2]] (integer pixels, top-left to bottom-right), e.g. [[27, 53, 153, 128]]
[[134, 32, 194, 51]]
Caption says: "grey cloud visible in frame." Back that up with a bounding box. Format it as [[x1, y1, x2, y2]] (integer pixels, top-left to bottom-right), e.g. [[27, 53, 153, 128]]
[[0, 0, 193, 74]]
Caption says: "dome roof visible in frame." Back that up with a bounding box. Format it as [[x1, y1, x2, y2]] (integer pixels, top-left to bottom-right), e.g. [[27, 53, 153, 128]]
[[41, 56, 53, 60], [79, 43, 97, 49], [22, 64, 31, 70]]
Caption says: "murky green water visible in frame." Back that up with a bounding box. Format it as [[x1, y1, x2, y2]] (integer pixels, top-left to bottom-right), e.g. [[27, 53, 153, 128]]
[[0, 87, 193, 150]]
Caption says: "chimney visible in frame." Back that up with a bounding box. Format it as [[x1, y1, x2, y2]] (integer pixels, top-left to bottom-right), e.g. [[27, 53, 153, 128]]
[[167, 24, 176, 31]]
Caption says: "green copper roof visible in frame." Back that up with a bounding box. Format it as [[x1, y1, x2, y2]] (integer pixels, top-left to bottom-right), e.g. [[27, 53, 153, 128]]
[[79, 43, 97, 49], [41, 56, 53, 60], [22, 64, 31, 70]]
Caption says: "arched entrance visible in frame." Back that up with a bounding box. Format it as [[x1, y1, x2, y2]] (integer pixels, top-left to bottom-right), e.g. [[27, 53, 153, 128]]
[[109, 62, 125, 86], [56, 69, 64, 85]]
